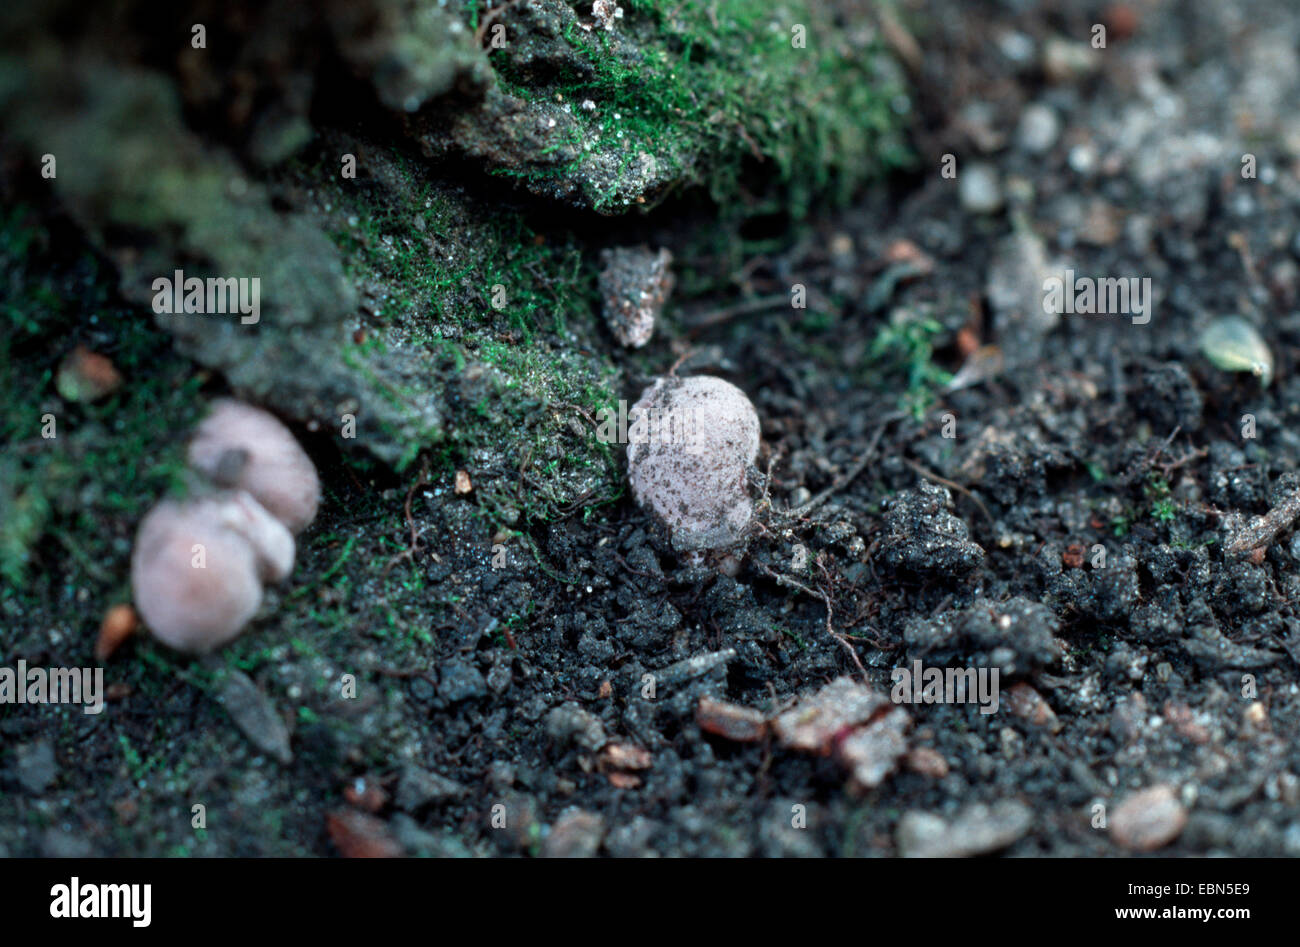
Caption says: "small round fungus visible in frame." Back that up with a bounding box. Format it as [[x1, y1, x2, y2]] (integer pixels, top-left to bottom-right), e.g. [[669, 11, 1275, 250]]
[[217, 490, 296, 583], [626, 375, 760, 552], [130, 493, 295, 654], [188, 398, 321, 534]]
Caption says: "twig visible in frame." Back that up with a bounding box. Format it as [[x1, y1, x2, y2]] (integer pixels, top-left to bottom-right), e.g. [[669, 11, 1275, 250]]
[[787, 415, 897, 518], [1148, 425, 1182, 469], [382, 460, 431, 576], [876, 3, 923, 74], [558, 401, 600, 430], [682, 294, 793, 330], [755, 561, 868, 680], [666, 347, 698, 377], [1224, 487, 1300, 557]]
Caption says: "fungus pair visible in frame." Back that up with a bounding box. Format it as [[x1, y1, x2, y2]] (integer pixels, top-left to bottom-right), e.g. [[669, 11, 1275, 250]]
[[626, 375, 760, 556], [131, 400, 320, 654]]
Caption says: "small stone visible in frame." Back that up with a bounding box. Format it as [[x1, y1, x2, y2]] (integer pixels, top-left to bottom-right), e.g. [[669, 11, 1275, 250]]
[[486, 656, 512, 694], [1003, 682, 1061, 732], [1043, 37, 1099, 83], [696, 696, 768, 742], [898, 800, 1033, 857], [1016, 103, 1060, 154], [496, 793, 542, 851], [958, 101, 1005, 153], [904, 746, 949, 778], [1080, 200, 1122, 246], [395, 766, 466, 811], [215, 669, 292, 764], [829, 232, 855, 260], [896, 811, 947, 857], [606, 815, 659, 857], [15, 741, 57, 794], [542, 809, 604, 857], [55, 345, 122, 402], [545, 702, 606, 752], [837, 706, 911, 789], [454, 469, 472, 494], [1199, 315, 1273, 387], [1068, 142, 1098, 175], [997, 30, 1036, 66], [959, 163, 1003, 214], [598, 742, 652, 772], [438, 659, 487, 702], [598, 246, 673, 348], [388, 814, 471, 858], [654, 648, 737, 685], [1110, 784, 1187, 851], [772, 677, 890, 753], [986, 230, 1062, 361], [326, 810, 404, 858], [1163, 702, 1210, 745], [1242, 700, 1268, 730]]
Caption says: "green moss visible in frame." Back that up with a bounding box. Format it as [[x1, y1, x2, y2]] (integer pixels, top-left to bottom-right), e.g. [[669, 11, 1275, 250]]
[[319, 152, 598, 340], [0, 205, 203, 591], [292, 142, 624, 525], [478, 0, 911, 214], [864, 310, 953, 420], [1144, 475, 1179, 525]]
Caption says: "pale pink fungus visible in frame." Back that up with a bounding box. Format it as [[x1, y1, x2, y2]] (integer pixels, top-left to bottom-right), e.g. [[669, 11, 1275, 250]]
[[626, 375, 761, 552], [188, 399, 321, 534], [130, 492, 294, 654]]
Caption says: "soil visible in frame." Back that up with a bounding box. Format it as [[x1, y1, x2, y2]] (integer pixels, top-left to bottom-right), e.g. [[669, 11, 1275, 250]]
[[3, 0, 1300, 858]]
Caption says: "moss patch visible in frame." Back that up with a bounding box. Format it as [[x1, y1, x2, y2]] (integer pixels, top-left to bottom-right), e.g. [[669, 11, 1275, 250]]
[[477, 0, 911, 214], [0, 205, 204, 593], [286, 136, 623, 523]]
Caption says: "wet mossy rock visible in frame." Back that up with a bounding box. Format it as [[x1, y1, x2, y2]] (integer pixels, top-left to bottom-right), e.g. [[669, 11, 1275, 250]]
[[0, 0, 906, 476], [416, 0, 910, 213]]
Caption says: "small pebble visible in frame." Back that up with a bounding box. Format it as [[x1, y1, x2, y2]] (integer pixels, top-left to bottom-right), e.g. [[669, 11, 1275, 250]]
[[1016, 103, 1061, 154], [959, 163, 1004, 214], [542, 810, 604, 858], [1111, 784, 1187, 851]]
